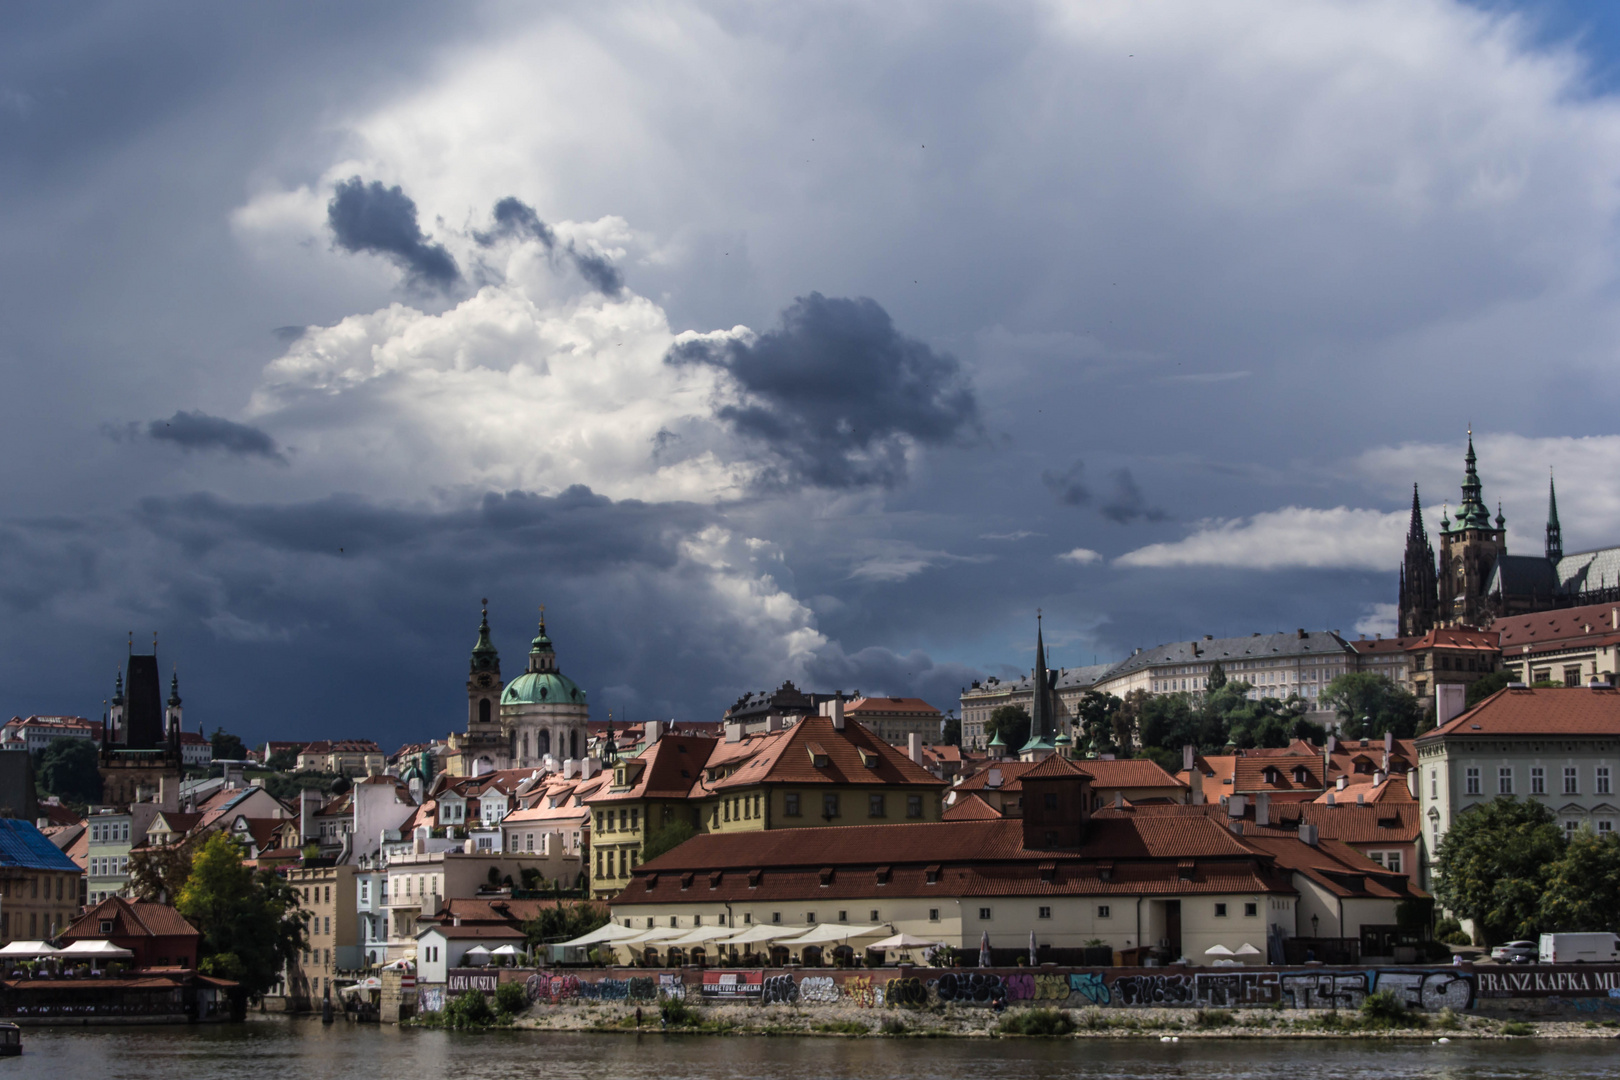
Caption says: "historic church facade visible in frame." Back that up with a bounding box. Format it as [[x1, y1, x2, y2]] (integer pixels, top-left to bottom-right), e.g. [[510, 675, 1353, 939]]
[[1398, 434, 1620, 633], [446, 605, 590, 777]]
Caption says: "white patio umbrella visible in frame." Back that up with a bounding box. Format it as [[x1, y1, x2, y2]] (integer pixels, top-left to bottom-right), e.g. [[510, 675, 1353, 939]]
[[59, 940, 134, 959], [1204, 944, 1234, 957], [779, 924, 885, 947], [719, 924, 810, 946], [1234, 943, 1262, 955], [558, 922, 642, 948], [869, 932, 941, 950], [462, 944, 492, 966], [665, 925, 738, 947], [490, 944, 523, 958], [0, 941, 60, 960], [612, 926, 686, 946]]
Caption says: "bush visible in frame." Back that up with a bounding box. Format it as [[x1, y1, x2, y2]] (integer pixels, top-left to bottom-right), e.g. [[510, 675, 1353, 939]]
[[997, 1008, 1076, 1036], [1193, 1008, 1234, 1028], [494, 980, 529, 1017], [1500, 1021, 1535, 1037], [879, 1017, 908, 1035], [1359, 990, 1423, 1029], [442, 990, 498, 1030], [1435, 1008, 1460, 1031], [1434, 917, 1471, 946], [813, 1020, 870, 1034], [660, 998, 697, 1027]]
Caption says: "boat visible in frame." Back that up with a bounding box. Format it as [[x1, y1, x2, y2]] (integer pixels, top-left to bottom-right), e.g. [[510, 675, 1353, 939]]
[[0, 1022, 21, 1055]]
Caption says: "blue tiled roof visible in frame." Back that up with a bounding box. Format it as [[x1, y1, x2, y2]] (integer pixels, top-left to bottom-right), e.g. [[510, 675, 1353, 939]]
[[0, 819, 83, 872]]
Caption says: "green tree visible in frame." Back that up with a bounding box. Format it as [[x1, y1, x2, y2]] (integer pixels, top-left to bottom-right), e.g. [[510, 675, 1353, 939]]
[[175, 833, 306, 997], [1539, 828, 1620, 933], [985, 705, 1031, 752], [1321, 672, 1423, 739], [1113, 690, 1146, 753], [1074, 691, 1123, 753], [940, 715, 961, 746], [1206, 661, 1227, 692], [1465, 670, 1513, 710], [642, 819, 697, 863], [521, 901, 609, 952], [211, 728, 248, 761], [1432, 798, 1564, 945], [266, 746, 300, 771], [36, 737, 102, 805], [128, 833, 201, 903], [1225, 693, 1325, 749]]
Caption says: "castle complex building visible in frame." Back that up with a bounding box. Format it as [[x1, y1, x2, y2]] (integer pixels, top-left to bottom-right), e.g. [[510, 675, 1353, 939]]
[[446, 606, 590, 777], [1399, 433, 1620, 634]]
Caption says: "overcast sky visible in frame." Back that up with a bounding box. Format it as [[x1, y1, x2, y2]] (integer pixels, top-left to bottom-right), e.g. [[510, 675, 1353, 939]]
[[6, 0, 1620, 749]]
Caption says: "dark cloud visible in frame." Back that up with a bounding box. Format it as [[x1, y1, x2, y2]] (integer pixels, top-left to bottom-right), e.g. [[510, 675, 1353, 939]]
[[1100, 468, 1168, 524], [271, 325, 307, 343], [476, 196, 622, 295], [142, 410, 285, 462], [1041, 460, 1090, 506], [327, 176, 460, 290], [804, 644, 982, 717], [668, 292, 980, 488]]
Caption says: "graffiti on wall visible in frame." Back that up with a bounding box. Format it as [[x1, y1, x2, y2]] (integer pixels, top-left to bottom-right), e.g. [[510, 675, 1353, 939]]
[[1280, 972, 1367, 1010], [419, 986, 445, 1013], [658, 973, 686, 1001], [1373, 971, 1473, 1011]]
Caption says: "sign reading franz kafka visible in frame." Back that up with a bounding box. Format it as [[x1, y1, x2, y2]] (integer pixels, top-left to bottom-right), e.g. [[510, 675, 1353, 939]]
[[447, 969, 500, 994], [1475, 966, 1620, 999], [701, 970, 764, 1001]]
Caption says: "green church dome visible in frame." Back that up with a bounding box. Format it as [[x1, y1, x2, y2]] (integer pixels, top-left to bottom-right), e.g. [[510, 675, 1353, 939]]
[[502, 671, 587, 706]]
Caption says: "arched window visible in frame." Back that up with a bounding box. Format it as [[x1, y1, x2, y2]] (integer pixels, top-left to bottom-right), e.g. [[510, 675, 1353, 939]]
[[478, 699, 491, 724], [521, 731, 529, 759], [538, 730, 551, 757], [570, 729, 579, 758]]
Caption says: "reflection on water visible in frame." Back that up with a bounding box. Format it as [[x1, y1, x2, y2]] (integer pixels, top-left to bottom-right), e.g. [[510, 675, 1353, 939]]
[[13, 1019, 1620, 1080]]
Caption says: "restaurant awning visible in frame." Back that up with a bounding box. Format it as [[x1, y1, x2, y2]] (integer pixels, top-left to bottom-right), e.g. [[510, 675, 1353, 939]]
[[778, 923, 886, 947]]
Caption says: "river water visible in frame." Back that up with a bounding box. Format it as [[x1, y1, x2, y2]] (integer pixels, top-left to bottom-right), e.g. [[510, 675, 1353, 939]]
[[13, 1019, 1620, 1079]]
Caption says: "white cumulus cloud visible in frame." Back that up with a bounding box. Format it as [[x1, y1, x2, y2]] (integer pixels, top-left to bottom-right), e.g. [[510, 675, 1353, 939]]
[[1115, 507, 1407, 571]]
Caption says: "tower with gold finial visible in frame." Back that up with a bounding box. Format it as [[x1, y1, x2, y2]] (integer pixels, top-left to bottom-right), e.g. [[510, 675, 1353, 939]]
[[1437, 430, 1507, 628], [448, 600, 509, 777]]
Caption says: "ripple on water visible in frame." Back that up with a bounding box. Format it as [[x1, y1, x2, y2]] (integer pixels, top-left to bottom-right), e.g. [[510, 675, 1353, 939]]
[[13, 1019, 1620, 1080]]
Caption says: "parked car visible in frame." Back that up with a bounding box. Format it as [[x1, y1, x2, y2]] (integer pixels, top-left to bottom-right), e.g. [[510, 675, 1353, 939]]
[[1539, 933, 1620, 964], [1490, 941, 1537, 963]]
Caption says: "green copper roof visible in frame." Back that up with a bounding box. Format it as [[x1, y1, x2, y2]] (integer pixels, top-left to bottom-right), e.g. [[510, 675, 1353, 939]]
[[502, 671, 586, 706], [471, 604, 499, 672]]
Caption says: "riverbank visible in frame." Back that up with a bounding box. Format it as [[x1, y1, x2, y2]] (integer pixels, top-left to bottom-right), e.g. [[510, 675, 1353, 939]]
[[510, 1001, 1620, 1039]]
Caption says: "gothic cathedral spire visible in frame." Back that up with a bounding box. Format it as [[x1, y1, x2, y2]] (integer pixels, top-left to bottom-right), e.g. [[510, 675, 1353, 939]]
[[1398, 483, 1440, 637], [1546, 471, 1563, 562]]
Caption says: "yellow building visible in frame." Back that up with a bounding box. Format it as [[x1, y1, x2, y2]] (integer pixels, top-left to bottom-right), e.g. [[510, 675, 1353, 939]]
[[585, 711, 947, 899]]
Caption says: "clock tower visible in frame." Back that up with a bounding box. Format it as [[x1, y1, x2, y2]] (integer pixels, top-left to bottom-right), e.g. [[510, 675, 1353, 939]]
[[467, 600, 504, 728]]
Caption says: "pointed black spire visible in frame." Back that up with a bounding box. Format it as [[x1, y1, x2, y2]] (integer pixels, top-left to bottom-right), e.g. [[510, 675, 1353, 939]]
[[1547, 471, 1563, 562], [1398, 483, 1439, 637], [168, 668, 182, 708], [471, 598, 499, 673]]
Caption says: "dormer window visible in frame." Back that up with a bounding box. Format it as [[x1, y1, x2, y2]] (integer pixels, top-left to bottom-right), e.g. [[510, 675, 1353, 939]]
[[1263, 767, 1280, 785], [1292, 767, 1309, 784]]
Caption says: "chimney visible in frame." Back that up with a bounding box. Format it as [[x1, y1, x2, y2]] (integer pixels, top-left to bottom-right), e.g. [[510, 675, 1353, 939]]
[[580, 757, 599, 780], [1190, 778, 1204, 805], [158, 774, 178, 813], [1435, 683, 1467, 726], [725, 722, 744, 743], [300, 788, 323, 842], [1325, 735, 1337, 755], [1298, 823, 1318, 846], [831, 693, 846, 732], [1115, 791, 1124, 809], [413, 830, 426, 854], [1384, 730, 1394, 756], [1336, 776, 1347, 791], [1297, 628, 1306, 639], [464, 838, 476, 854], [987, 767, 1002, 789], [1407, 767, 1419, 798], [1227, 794, 1246, 818], [563, 758, 577, 780], [1373, 770, 1386, 787], [646, 720, 662, 746], [1255, 792, 1269, 827], [1325, 792, 1336, 807], [765, 715, 783, 733], [907, 732, 922, 765], [1182, 744, 1195, 773]]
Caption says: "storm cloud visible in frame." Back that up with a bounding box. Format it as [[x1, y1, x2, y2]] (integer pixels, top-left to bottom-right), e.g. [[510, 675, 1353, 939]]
[[477, 196, 622, 295], [137, 411, 285, 462], [669, 293, 979, 489], [1042, 460, 1090, 507], [327, 177, 461, 290], [1100, 469, 1167, 525]]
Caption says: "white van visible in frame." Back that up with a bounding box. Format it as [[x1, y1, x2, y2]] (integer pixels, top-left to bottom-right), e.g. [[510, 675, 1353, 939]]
[[1539, 933, 1620, 964]]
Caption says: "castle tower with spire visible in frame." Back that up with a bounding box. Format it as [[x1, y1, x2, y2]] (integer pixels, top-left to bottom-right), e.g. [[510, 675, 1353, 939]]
[[1018, 612, 1057, 762], [447, 601, 509, 777], [1546, 472, 1563, 562], [1397, 484, 1440, 636], [1438, 431, 1507, 628]]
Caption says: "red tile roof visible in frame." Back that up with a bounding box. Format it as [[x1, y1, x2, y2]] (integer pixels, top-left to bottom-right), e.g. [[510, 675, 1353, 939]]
[[942, 793, 1002, 821], [62, 897, 199, 941], [1496, 602, 1620, 650], [843, 697, 943, 717], [589, 735, 718, 805], [1232, 755, 1324, 794], [1422, 686, 1620, 739], [1076, 758, 1187, 790]]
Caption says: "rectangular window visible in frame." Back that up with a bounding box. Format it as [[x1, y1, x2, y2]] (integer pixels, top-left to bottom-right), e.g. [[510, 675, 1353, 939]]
[[784, 792, 801, 817], [771, 912, 781, 924], [1387, 851, 1403, 873], [1096, 904, 1111, 919], [823, 793, 839, 819], [1566, 767, 1580, 795], [838, 910, 848, 922], [807, 912, 816, 924], [868, 793, 885, 818], [1531, 767, 1546, 795], [1465, 767, 1481, 796], [1498, 767, 1513, 795], [1038, 906, 1052, 919], [1214, 903, 1228, 917], [1600, 821, 1614, 835], [978, 907, 992, 920], [928, 909, 940, 922], [1566, 820, 1581, 836], [1244, 902, 1258, 917], [1600, 767, 1613, 796], [907, 795, 923, 818], [1565, 665, 1583, 688], [870, 910, 879, 921]]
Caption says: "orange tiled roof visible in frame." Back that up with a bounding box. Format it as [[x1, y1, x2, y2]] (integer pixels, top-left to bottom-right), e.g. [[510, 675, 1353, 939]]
[[943, 793, 1003, 820], [1423, 686, 1620, 739]]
